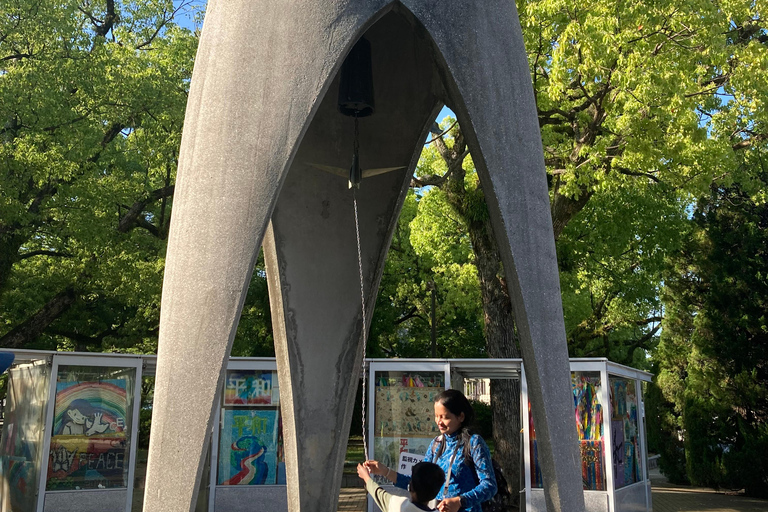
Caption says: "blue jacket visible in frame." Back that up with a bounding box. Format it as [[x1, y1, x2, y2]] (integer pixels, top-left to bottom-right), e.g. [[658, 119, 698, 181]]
[[396, 431, 497, 512]]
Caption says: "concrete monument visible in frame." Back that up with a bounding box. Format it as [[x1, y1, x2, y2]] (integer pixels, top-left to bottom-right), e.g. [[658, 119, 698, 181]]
[[143, 2, 586, 512]]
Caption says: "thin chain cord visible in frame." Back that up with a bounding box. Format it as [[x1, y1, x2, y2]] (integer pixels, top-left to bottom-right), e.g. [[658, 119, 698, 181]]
[[353, 188, 369, 460]]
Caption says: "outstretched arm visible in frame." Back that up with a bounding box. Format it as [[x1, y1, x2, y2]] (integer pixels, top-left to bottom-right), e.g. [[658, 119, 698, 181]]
[[358, 463, 395, 511]]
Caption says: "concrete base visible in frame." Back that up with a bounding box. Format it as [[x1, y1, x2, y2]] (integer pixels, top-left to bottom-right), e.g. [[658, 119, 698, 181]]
[[44, 490, 126, 512], [213, 486, 288, 512]]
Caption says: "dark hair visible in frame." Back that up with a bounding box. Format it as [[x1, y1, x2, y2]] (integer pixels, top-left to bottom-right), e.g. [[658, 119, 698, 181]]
[[435, 389, 475, 426], [409, 462, 445, 503], [434, 389, 476, 468], [57, 399, 98, 434]]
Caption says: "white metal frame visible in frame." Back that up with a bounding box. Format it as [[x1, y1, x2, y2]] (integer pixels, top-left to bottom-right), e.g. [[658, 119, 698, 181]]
[[36, 353, 143, 512], [366, 360, 451, 512], [208, 358, 281, 512], [523, 359, 652, 512]]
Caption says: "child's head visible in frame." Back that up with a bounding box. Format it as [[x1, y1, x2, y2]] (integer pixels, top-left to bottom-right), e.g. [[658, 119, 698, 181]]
[[408, 462, 445, 504], [65, 399, 97, 423]]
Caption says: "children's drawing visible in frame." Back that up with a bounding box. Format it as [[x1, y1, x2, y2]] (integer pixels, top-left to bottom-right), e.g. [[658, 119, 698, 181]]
[[218, 409, 279, 485], [224, 370, 276, 405], [47, 379, 129, 490], [373, 371, 445, 465]]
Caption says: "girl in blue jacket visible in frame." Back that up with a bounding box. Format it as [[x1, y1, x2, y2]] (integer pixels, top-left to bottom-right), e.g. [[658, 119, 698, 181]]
[[364, 389, 497, 512]]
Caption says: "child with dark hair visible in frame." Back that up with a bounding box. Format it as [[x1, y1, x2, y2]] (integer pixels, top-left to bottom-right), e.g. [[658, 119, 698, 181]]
[[58, 399, 110, 436], [364, 389, 497, 512], [358, 461, 444, 512]]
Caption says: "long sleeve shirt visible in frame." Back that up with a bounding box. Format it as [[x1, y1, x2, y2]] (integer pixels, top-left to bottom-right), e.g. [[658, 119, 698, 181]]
[[395, 432, 497, 512], [365, 479, 434, 512]]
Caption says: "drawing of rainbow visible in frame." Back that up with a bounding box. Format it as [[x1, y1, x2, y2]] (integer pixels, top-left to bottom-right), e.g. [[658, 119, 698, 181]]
[[52, 380, 128, 434]]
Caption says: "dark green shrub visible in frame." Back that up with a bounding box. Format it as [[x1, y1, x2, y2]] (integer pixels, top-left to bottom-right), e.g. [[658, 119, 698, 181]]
[[644, 381, 688, 484], [469, 399, 493, 440]]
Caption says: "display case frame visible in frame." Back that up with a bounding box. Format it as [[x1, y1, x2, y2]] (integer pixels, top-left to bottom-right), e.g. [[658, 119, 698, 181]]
[[36, 353, 143, 512], [366, 360, 451, 512], [522, 359, 652, 512], [207, 358, 287, 512]]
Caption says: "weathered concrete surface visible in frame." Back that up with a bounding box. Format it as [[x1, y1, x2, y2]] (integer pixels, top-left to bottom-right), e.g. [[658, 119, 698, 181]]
[[145, 2, 585, 512], [264, 12, 440, 511]]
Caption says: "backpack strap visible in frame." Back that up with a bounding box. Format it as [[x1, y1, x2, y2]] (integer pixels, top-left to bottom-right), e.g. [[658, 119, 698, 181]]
[[441, 435, 459, 497]]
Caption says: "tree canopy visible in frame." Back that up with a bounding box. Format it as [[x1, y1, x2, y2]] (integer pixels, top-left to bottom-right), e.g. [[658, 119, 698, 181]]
[[0, 0, 203, 352], [517, 0, 768, 362]]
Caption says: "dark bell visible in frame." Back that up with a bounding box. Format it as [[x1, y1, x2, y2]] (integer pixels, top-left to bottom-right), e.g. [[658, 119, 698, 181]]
[[338, 38, 375, 117]]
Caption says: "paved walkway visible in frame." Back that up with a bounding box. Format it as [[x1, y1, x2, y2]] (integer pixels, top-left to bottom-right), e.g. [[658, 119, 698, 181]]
[[649, 469, 768, 512], [337, 470, 768, 512]]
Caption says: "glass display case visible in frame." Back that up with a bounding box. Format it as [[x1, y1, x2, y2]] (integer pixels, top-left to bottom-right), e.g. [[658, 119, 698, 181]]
[[2, 351, 651, 512], [208, 359, 288, 512], [216, 369, 282, 486], [37, 354, 143, 512], [366, 361, 450, 512], [523, 360, 652, 512]]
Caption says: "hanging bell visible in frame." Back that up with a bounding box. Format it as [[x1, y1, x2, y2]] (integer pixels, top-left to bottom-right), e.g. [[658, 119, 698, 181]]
[[338, 38, 375, 118]]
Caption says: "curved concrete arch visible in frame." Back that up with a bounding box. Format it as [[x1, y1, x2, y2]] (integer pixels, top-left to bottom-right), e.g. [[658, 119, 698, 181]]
[[145, 2, 584, 512], [144, 2, 390, 510], [402, 2, 587, 511]]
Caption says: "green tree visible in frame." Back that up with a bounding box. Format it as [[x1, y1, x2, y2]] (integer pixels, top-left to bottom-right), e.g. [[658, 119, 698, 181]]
[[370, 190, 486, 359], [0, 0, 275, 355], [517, 0, 768, 358], [656, 178, 768, 496], [0, 0, 201, 351]]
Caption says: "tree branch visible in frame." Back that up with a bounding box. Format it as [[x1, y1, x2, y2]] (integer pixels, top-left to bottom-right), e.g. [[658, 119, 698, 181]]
[[0, 287, 76, 348], [117, 185, 175, 236], [17, 249, 72, 261]]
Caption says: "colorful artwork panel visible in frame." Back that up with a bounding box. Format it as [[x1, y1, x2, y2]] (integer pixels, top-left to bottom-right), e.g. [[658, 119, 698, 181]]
[[53, 380, 128, 436], [572, 373, 603, 442], [530, 371, 606, 490], [46, 436, 127, 490], [374, 371, 445, 443], [375, 387, 441, 439], [47, 377, 131, 490], [224, 371, 276, 405], [218, 409, 279, 485], [580, 440, 605, 491]]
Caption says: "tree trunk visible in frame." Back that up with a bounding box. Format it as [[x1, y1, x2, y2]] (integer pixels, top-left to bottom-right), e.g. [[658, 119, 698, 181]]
[[465, 209, 522, 508], [433, 125, 523, 507], [0, 287, 76, 348]]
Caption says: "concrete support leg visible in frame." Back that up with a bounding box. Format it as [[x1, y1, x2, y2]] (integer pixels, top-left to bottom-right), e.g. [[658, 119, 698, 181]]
[[403, 1, 587, 510]]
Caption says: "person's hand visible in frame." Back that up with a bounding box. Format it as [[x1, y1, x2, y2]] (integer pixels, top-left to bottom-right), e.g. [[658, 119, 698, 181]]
[[437, 496, 461, 512], [363, 460, 387, 477], [86, 413, 109, 436], [357, 463, 371, 483]]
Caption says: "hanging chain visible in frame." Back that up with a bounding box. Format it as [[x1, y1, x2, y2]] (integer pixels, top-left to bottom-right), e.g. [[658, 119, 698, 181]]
[[353, 188, 369, 460]]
